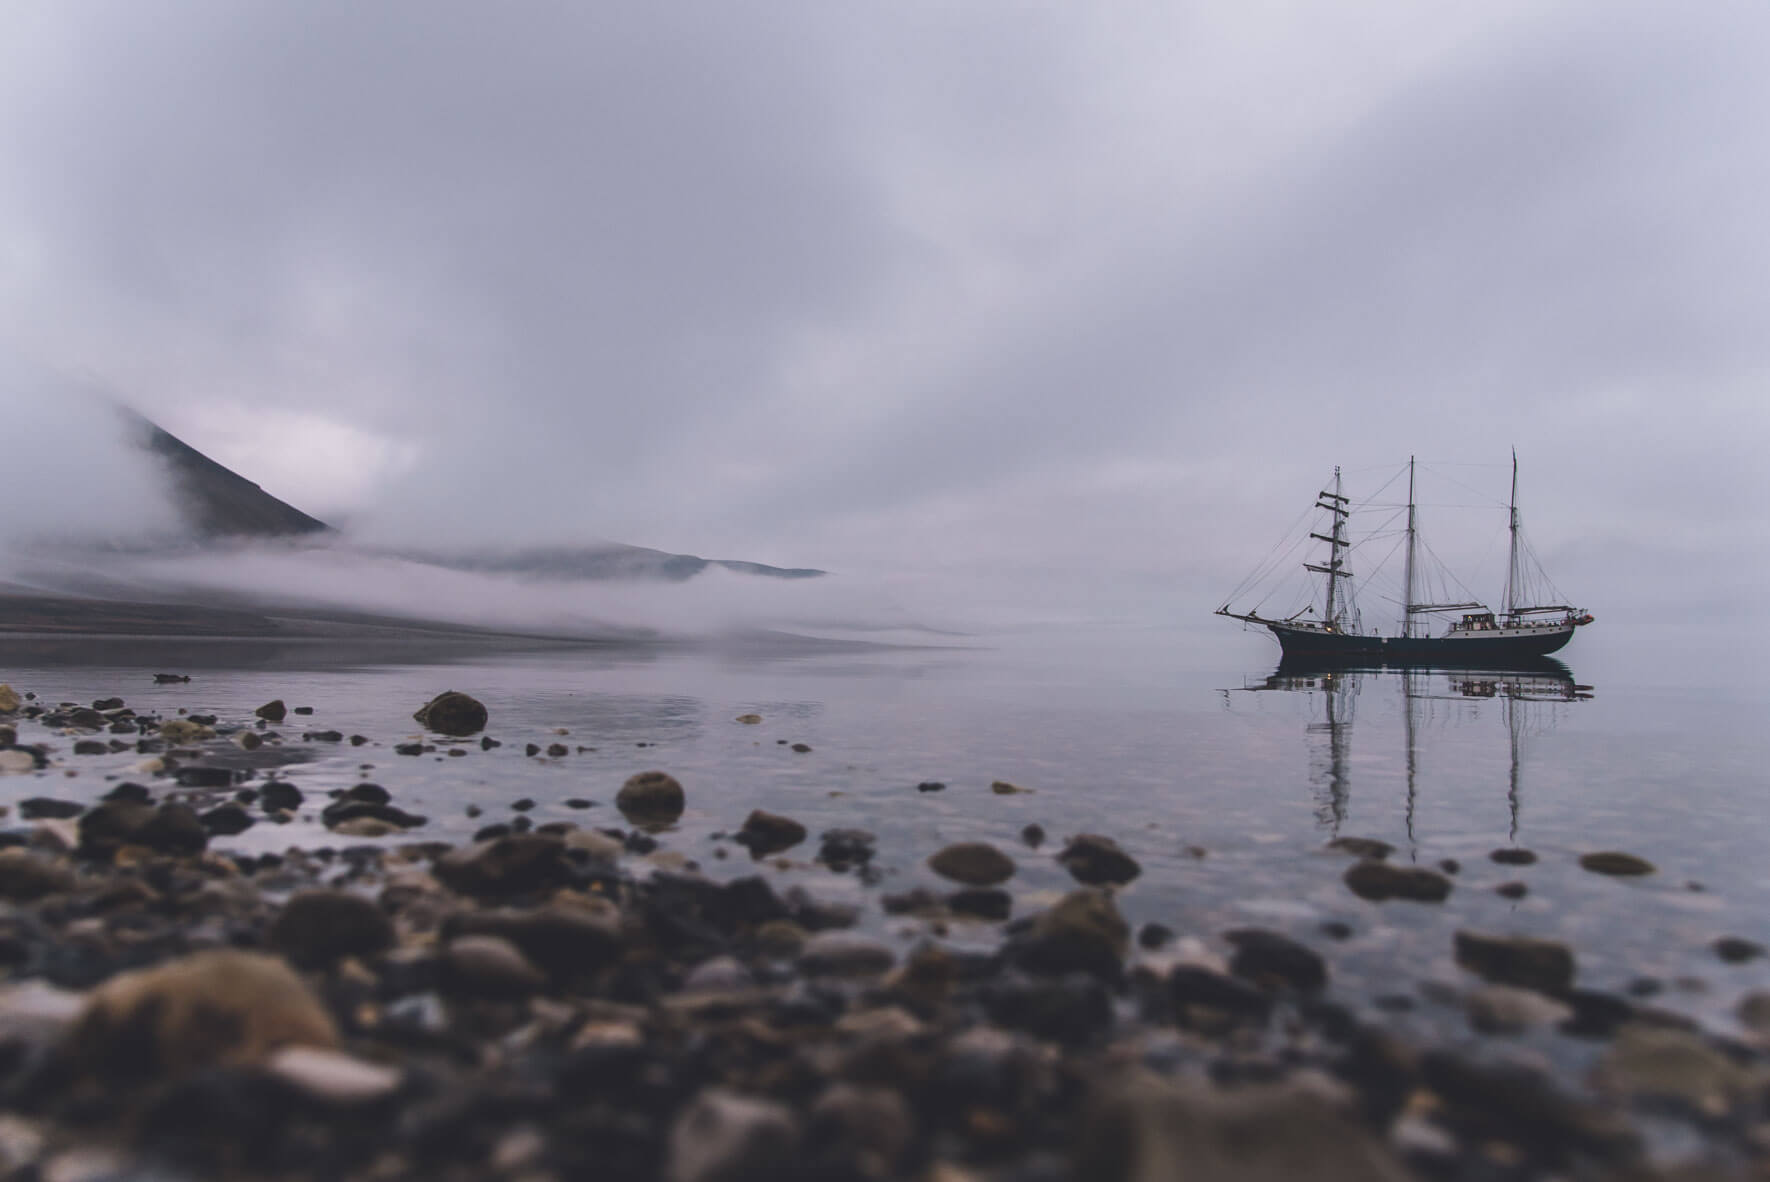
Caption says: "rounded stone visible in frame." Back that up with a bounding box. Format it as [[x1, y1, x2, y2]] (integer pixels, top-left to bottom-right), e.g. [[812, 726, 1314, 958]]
[[1057, 833, 1142, 885], [1579, 851, 1656, 877], [927, 841, 1016, 886], [615, 771, 685, 827], [412, 691, 488, 737], [269, 890, 396, 968]]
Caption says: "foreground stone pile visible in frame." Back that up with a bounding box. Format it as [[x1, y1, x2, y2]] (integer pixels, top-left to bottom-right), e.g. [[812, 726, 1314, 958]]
[[0, 685, 1766, 1180]]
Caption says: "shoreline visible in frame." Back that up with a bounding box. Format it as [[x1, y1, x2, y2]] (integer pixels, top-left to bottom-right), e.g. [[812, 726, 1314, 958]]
[[0, 683, 1765, 1179]]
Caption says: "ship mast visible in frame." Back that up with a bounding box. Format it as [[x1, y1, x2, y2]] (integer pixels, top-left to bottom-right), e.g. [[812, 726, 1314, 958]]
[[1402, 456, 1417, 638], [1306, 467, 1352, 628], [1504, 449, 1520, 619]]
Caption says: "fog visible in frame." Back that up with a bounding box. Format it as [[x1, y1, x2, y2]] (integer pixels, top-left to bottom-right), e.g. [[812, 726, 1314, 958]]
[[3, 3, 1768, 683]]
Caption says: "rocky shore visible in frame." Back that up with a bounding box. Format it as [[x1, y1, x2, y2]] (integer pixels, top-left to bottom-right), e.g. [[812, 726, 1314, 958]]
[[0, 683, 1766, 1180]]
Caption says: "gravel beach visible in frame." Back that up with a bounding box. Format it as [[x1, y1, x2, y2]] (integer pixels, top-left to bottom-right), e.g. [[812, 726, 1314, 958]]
[[0, 681, 1765, 1181]]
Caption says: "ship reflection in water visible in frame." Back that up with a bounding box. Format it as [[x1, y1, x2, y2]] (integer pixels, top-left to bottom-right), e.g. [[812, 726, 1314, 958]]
[[1226, 657, 1593, 846]]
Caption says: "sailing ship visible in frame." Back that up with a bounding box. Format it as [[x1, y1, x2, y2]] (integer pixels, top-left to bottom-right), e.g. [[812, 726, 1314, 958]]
[[1218, 455, 1593, 663]]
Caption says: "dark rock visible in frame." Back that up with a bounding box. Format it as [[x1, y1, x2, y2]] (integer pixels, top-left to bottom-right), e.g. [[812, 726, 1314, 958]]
[[1327, 836, 1393, 860], [199, 803, 255, 836], [433, 833, 575, 898], [72, 739, 108, 755], [19, 797, 84, 820], [1558, 989, 1635, 1039], [928, 841, 1016, 886], [412, 690, 488, 736], [448, 903, 623, 980], [175, 765, 235, 788], [797, 932, 895, 977], [1007, 888, 1129, 981], [1438, 858, 1460, 875], [92, 697, 125, 711], [614, 770, 685, 827], [394, 742, 425, 756], [0, 848, 77, 900], [269, 890, 396, 968], [525, 743, 540, 757], [480, 735, 500, 750], [66, 707, 109, 730], [292, 705, 312, 715], [1495, 881, 1529, 899], [1454, 930, 1576, 993], [1224, 928, 1328, 992], [80, 801, 209, 858], [303, 730, 345, 743], [1343, 859, 1451, 902], [153, 673, 191, 683], [255, 700, 287, 722], [510, 797, 536, 812], [1168, 965, 1275, 1021], [735, 809, 807, 857], [1320, 920, 1353, 940], [259, 781, 303, 811], [1021, 823, 1046, 848], [1579, 850, 1656, 876], [564, 798, 594, 810], [1138, 922, 1175, 950], [1057, 833, 1142, 885], [915, 781, 945, 793], [790, 742, 812, 753], [546, 743, 569, 758], [1420, 1051, 1636, 1163], [102, 782, 153, 804], [948, 887, 1012, 920], [321, 801, 427, 831], [984, 971, 1114, 1044], [1490, 847, 1537, 865], [817, 828, 875, 871], [1714, 936, 1764, 964]]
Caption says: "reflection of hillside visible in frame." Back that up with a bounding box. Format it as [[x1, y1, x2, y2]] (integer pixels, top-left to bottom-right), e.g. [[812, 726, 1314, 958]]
[[1227, 661, 1594, 845]]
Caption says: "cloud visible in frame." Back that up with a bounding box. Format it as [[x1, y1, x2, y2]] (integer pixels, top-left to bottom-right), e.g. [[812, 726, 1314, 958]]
[[1, 2, 1767, 675]]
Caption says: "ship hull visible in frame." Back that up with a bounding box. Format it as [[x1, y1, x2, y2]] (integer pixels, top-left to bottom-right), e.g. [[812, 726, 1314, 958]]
[[1266, 621, 1574, 664]]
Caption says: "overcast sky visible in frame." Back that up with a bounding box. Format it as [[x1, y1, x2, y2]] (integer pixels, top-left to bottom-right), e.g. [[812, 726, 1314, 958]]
[[2, 2, 1766, 675]]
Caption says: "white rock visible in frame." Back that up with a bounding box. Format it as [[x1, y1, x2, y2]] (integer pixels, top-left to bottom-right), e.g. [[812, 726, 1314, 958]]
[[0, 751, 36, 776], [266, 1046, 402, 1105]]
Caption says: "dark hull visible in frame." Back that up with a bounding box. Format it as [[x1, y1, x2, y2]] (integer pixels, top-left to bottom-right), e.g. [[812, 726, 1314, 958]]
[[1266, 621, 1573, 665]]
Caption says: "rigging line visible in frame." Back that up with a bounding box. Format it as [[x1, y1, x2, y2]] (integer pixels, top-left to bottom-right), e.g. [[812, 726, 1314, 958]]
[[1220, 500, 1315, 605], [1414, 462, 1508, 509]]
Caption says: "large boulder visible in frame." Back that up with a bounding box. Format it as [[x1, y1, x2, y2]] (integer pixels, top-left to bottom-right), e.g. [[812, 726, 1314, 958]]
[[412, 691, 488, 736]]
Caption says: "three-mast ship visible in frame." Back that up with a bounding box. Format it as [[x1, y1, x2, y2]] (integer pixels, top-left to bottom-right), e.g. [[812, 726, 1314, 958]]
[[1217, 455, 1594, 662]]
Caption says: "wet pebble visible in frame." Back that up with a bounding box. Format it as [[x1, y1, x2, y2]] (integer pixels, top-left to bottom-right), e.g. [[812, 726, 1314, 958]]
[[615, 770, 685, 827], [1453, 930, 1575, 993], [928, 841, 1016, 886], [412, 690, 488, 736], [735, 809, 807, 856], [1579, 850, 1656, 876], [1343, 860, 1452, 903], [1056, 833, 1142, 885], [269, 889, 396, 968]]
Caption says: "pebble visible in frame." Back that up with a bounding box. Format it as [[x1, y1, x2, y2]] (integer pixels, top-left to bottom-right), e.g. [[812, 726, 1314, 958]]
[[1326, 836, 1394, 860], [1490, 847, 1537, 865], [1224, 928, 1328, 992], [1714, 936, 1764, 963]]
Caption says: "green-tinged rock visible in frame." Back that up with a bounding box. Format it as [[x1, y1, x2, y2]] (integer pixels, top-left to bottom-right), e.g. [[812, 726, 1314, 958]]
[[60, 950, 336, 1082], [1344, 859, 1451, 902], [1579, 851, 1655, 876], [927, 841, 1016, 886], [615, 770, 685, 827]]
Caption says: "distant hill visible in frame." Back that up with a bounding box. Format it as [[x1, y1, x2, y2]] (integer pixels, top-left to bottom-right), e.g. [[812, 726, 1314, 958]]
[[124, 410, 331, 538], [121, 408, 823, 580]]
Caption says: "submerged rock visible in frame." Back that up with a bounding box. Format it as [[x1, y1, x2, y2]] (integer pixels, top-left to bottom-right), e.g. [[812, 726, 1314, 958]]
[[1343, 860, 1451, 903], [1326, 836, 1394, 860], [412, 690, 488, 736], [1224, 928, 1328, 992], [1579, 851, 1656, 876]]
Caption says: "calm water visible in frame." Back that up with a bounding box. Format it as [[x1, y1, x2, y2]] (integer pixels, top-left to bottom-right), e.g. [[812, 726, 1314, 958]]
[[4, 628, 1768, 1051]]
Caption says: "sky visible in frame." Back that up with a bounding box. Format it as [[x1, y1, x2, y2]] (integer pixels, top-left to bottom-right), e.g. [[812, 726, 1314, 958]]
[[2, 2, 1767, 679]]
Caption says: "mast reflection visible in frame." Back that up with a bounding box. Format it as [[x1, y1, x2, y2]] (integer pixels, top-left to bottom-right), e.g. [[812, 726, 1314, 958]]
[[1229, 657, 1592, 847]]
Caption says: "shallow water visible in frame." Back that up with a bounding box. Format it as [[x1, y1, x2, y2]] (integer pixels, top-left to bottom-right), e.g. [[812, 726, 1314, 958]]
[[4, 628, 1768, 1062]]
